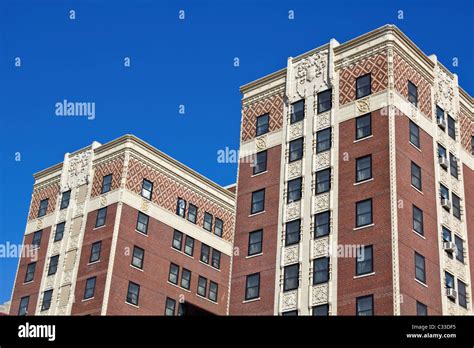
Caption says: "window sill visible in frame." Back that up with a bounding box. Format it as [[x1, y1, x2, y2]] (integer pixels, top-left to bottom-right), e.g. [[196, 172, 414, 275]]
[[353, 223, 374, 231], [130, 264, 144, 272], [411, 185, 424, 195], [125, 301, 140, 309], [252, 170, 268, 178], [414, 278, 428, 288], [93, 225, 107, 231], [354, 178, 374, 186], [353, 134, 373, 143], [249, 211, 265, 218], [196, 294, 218, 305], [242, 297, 260, 304], [198, 260, 221, 272], [354, 272, 375, 279], [171, 247, 195, 260], [134, 229, 149, 237], [167, 281, 191, 293], [409, 142, 422, 152], [23, 280, 34, 285], [246, 253, 263, 259], [87, 260, 101, 266], [82, 297, 94, 302], [413, 230, 426, 240]]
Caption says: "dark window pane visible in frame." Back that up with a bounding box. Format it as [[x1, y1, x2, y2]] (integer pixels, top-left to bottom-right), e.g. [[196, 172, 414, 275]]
[[409, 121, 420, 148], [176, 198, 186, 217], [187, 204, 198, 223], [452, 194, 461, 220], [25, 262, 36, 283], [256, 114, 269, 136], [245, 273, 260, 300], [313, 304, 329, 316], [289, 138, 304, 163], [415, 252, 426, 283], [200, 244, 210, 264], [317, 89, 332, 114], [203, 212, 213, 231], [41, 289, 53, 311], [356, 155, 372, 182], [408, 81, 418, 106], [172, 230, 183, 250], [253, 150, 267, 175], [315, 211, 330, 238], [251, 189, 265, 214], [248, 230, 263, 256], [411, 162, 422, 191], [291, 100, 305, 124], [285, 219, 300, 246], [95, 207, 107, 228], [416, 301, 427, 316], [184, 236, 194, 256], [32, 230, 43, 248], [356, 74, 371, 99], [38, 199, 49, 217], [136, 212, 149, 234], [313, 257, 329, 284], [131, 246, 144, 269], [447, 115, 456, 140], [165, 297, 176, 316], [455, 235, 464, 263], [89, 241, 102, 263], [197, 276, 207, 297], [141, 179, 153, 200], [356, 245, 373, 275], [458, 280, 467, 308], [84, 277, 96, 299], [168, 263, 179, 284], [412, 206, 424, 236], [54, 222, 65, 242], [356, 199, 373, 227], [355, 114, 372, 140], [316, 169, 331, 194], [101, 174, 112, 194], [316, 128, 331, 153], [211, 249, 221, 269], [60, 190, 71, 209], [181, 268, 191, 290], [126, 282, 140, 306], [284, 264, 299, 291], [214, 218, 223, 237], [356, 295, 373, 316], [287, 177, 302, 203]]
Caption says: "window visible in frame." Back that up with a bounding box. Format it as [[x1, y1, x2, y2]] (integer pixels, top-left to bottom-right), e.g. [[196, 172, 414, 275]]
[[172, 230, 183, 251], [32, 230, 42, 248], [440, 184, 449, 201], [256, 114, 269, 136], [95, 207, 107, 228], [126, 282, 140, 306], [356, 199, 373, 227], [84, 277, 96, 299], [168, 263, 179, 285], [282, 310, 298, 316], [409, 121, 420, 148], [442, 226, 452, 242], [41, 289, 53, 311], [214, 218, 223, 237], [18, 296, 29, 316], [356, 245, 373, 276], [209, 281, 218, 302], [141, 179, 153, 200], [408, 81, 418, 106], [450, 153, 458, 179], [131, 246, 145, 269], [200, 244, 210, 264], [136, 212, 149, 234], [285, 219, 301, 246], [317, 89, 332, 113], [248, 230, 263, 256], [356, 295, 374, 316], [184, 236, 194, 256], [253, 151, 267, 175], [48, 255, 59, 276], [203, 212, 213, 231], [38, 199, 49, 217], [251, 189, 265, 214], [176, 198, 186, 217], [290, 100, 305, 124], [60, 190, 71, 210], [452, 193, 461, 220], [436, 106, 445, 124], [187, 203, 197, 224], [24, 262, 36, 283], [445, 272, 455, 289], [211, 249, 221, 269], [356, 155, 372, 182], [416, 301, 427, 316], [447, 115, 456, 140], [356, 74, 371, 99], [316, 128, 331, 153], [412, 205, 424, 236], [197, 276, 207, 297], [415, 252, 426, 284], [455, 235, 464, 263], [313, 257, 329, 285], [245, 273, 260, 300], [181, 268, 191, 290], [438, 144, 447, 162], [283, 264, 299, 291], [289, 138, 304, 163], [411, 162, 422, 191], [313, 304, 329, 316], [315, 211, 330, 238], [315, 169, 331, 194], [101, 174, 112, 193], [89, 241, 102, 263], [54, 222, 65, 242], [287, 177, 302, 203], [458, 280, 467, 308], [355, 113, 372, 140], [165, 297, 176, 316]]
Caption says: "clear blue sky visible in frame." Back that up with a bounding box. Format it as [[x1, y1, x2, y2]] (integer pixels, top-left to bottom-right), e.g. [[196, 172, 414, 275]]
[[0, 0, 472, 304]]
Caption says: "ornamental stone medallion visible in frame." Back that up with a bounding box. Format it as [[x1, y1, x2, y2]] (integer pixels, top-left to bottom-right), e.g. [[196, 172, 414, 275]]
[[435, 67, 455, 115], [294, 51, 329, 98], [64, 150, 92, 190]]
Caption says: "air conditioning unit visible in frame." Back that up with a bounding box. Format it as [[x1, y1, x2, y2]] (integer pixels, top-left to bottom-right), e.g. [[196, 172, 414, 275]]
[[441, 198, 451, 210], [446, 288, 457, 300], [443, 241, 456, 253], [437, 118, 447, 129], [438, 156, 449, 169]]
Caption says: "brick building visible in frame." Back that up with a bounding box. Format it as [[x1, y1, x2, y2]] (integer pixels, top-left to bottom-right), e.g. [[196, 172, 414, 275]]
[[9, 25, 474, 316], [9, 135, 235, 315], [230, 24, 474, 316]]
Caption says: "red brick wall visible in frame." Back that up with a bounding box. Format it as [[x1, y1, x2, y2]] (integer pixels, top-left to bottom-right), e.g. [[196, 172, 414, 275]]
[[71, 203, 118, 315], [90, 155, 125, 198], [229, 145, 281, 315], [105, 203, 230, 315], [28, 181, 60, 220], [337, 108, 394, 315], [395, 112, 442, 315], [10, 227, 51, 315], [459, 109, 474, 154], [462, 164, 474, 301]]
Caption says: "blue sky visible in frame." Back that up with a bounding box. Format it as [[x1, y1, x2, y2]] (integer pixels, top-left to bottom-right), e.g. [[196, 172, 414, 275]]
[[0, 0, 472, 304]]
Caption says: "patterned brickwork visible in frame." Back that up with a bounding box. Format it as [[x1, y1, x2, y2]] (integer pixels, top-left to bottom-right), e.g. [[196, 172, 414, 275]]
[[125, 156, 234, 242], [339, 51, 388, 106], [241, 92, 284, 142], [28, 181, 61, 220], [393, 52, 432, 118], [90, 155, 125, 198], [460, 108, 474, 154]]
